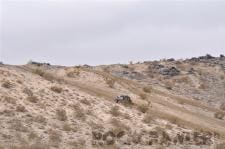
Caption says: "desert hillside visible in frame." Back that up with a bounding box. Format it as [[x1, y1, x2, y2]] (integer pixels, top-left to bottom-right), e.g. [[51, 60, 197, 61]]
[[0, 54, 225, 149]]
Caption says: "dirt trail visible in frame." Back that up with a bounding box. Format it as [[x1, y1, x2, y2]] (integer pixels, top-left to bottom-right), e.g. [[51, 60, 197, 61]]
[[151, 95, 225, 134], [153, 88, 225, 115], [81, 68, 225, 137], [83, 68, 225, 114]]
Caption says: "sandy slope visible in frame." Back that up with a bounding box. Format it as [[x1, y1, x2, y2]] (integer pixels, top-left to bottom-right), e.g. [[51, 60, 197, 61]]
[[0, 57, 225, 149]]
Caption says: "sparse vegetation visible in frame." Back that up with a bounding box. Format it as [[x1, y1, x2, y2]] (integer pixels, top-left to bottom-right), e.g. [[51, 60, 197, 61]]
[[164, 81, 173, 90], [121, 64, 129, 68], [198, 83, 207, 90], [1, 55, 225, 148], [143, 113, 153, 124], [3, 96, 16, 104], [10, 119, 28, 132], [56, 109, 68, 121], [220, 103, 225, 111], [32, 68, 58, 82], [17, 79, 23, 84], [131, 131, 142, 144], [26, 95, 39, 103], [175, 76, 190, 84], [110, 106, 121, 117], [43, 72, 56, 82], [67, 68, 80, 77], [49, 129, 62, 144], [138, 104, 149, 113], [32, 68, 45, 76], [139, 93, 147, 100], [170, 117, 178, 124], [28, 131, 38, 140], [23, 88, 33, 96], [214, 112, 224, 120], [62, 123, 72, 131], [51, 86, 63, 93], [143, 86, 152, 93], [63, 123, 76, 132], [110, 118, 130, 131], [16, 105, 26, 112], [68, 138, 86, 148], [1, 80, 13, 88], [34, 115, 46, 123], [74, 107, 86, 121], [220, 74, 224, 80], [105, 78, 115, 88], [80, 99, 91, 106]]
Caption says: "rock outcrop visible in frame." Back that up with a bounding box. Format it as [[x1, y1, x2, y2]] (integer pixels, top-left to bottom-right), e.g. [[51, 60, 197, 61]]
[[159, 67, 180, 76]]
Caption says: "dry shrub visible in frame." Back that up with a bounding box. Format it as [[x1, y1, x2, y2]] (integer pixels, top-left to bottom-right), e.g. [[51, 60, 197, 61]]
[[23, 88, 33, 96], [67, 72, 74, 77], [80, 99, 91, 106], [138, 104, 149, 113], [220, 103, 225, 111], [214, 112, 224, 120], [63, 123, 72, 131], [169, 117, 178, 124], [34, 115, 46, 123], [111, 127, 125, 139], [92, 131, 103, 140], [28, 131, 38, 140], [26, 96, 39, 103], [143, 113, 153, 124], [176, 63, 186, 70], [88, 121, 104, 130], [1, 109, 14, 116], [123, 113, 131, 120], [10, 119, 28, 132], [50, 86, 63, 93], [17, 80, 23, 84], [198, 83, 207, 90], [74, 107, 86, 121], [154, 126, 165, 133], [3, 96, 16, 104], [165, 124, 173, 130], [32, 68, 57, 82], [68, 138, 86, 148], [110, 106, 121, 117], [32, 68, 45, 76], [164, 81, 173, 90], [63, 123, 77, 132], [121, 64, 129, 68], [43, 72, 56, 82], [143, 86, 152, 93], [48, 129, 62, 143], [16, 105, 26, 112], [1, 80, 13, 88], [175, 76, 190, 84], [139, 93, 147, 100], [131, 131, 142, 144], [110, 118, 130, 131], [220, 75, 224, 80], [67, 68, 80, 77], [56, 109, 67, 121], [105, 78, 115, 88]]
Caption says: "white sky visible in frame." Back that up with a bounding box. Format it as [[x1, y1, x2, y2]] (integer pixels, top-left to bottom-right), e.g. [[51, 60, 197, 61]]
[[0, 0, 225, 65]]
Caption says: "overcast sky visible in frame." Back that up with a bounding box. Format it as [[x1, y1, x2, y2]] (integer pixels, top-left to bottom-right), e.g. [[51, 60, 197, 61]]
[[0, 0, 225, 66]]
